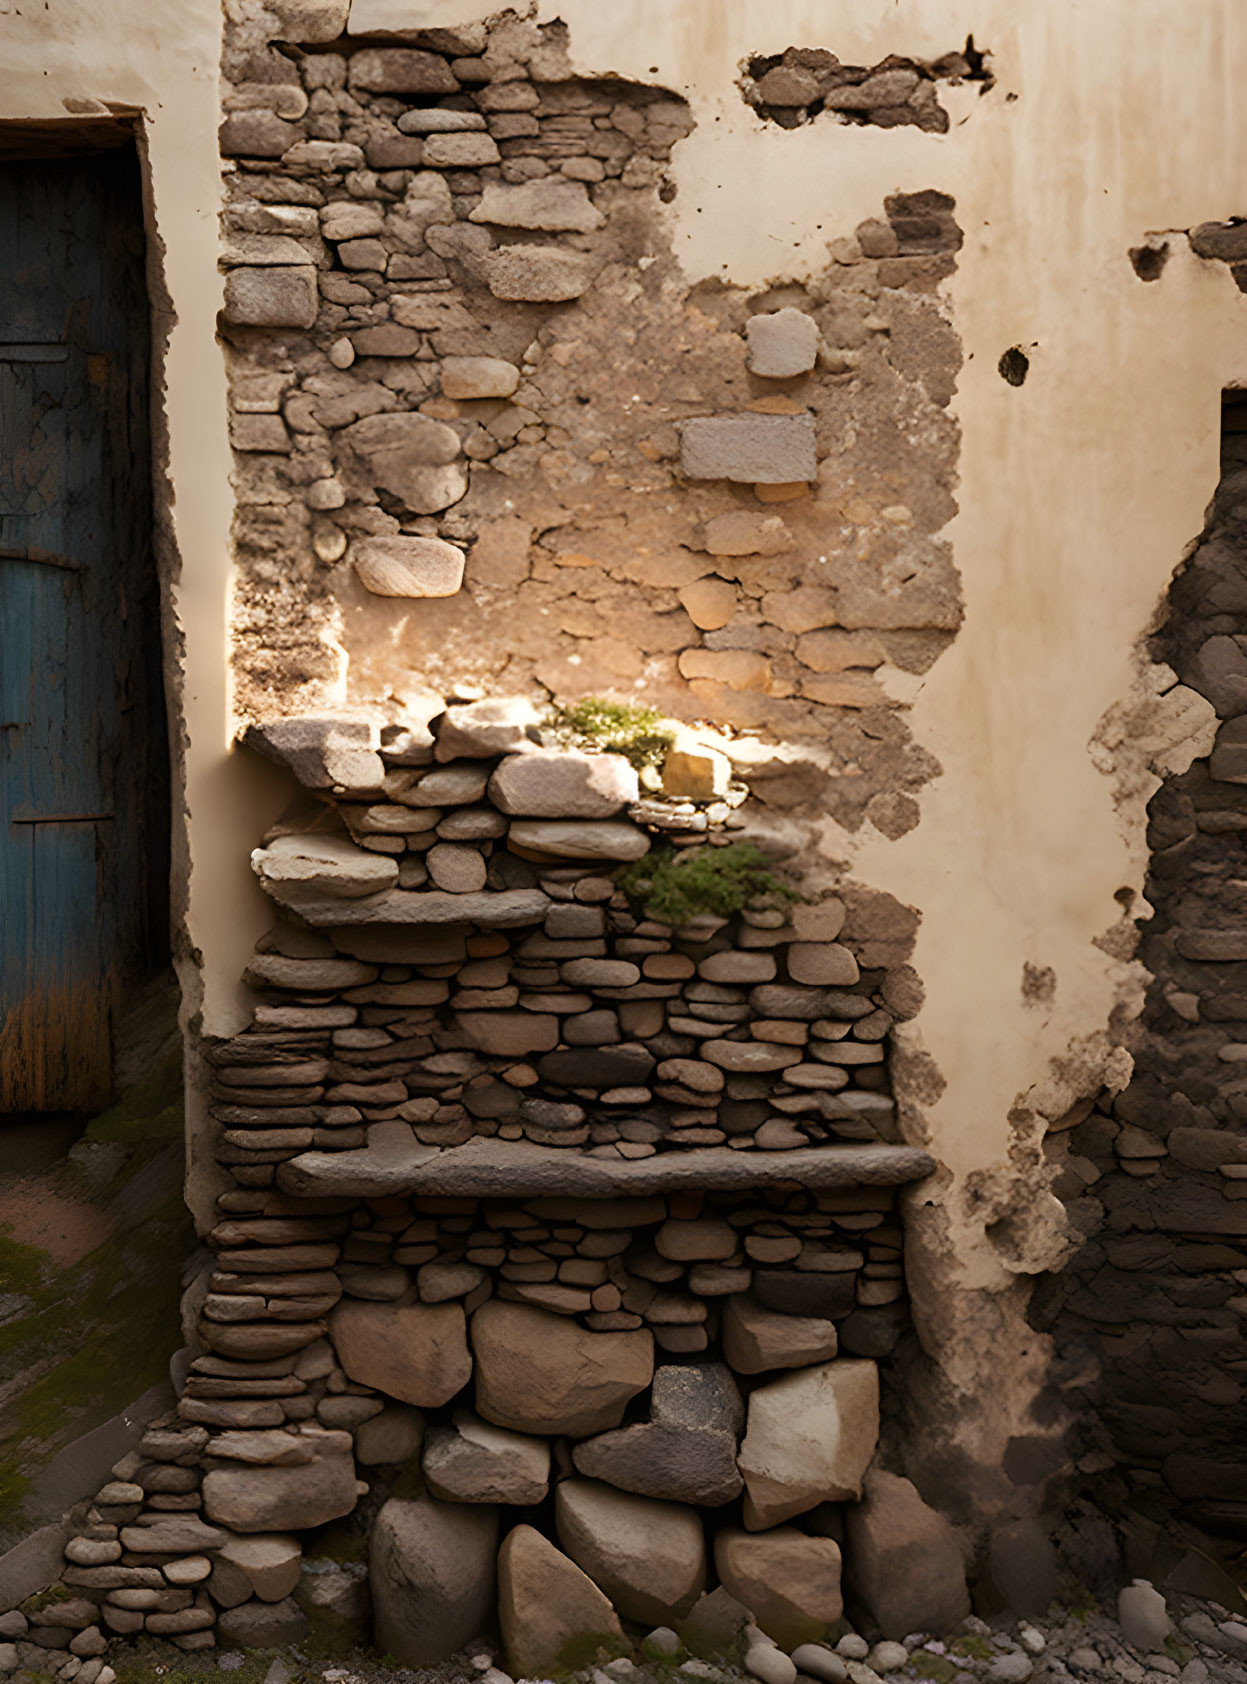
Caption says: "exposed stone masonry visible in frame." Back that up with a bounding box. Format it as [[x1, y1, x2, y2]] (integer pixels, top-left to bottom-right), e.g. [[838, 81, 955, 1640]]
[[741, 43, 992, 134], [27, 1130, 936, 1666], [1034, 398, 1247, 1552], [218, 6, 965, 857]]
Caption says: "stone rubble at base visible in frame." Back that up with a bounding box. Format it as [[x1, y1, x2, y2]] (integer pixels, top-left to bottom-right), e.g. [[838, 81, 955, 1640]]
[[10, 1586, 1247, 1684]]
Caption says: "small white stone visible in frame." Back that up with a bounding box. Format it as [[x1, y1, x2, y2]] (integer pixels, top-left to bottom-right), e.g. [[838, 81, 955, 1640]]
[[644, 1629, 682, 1657], [1119, 1581, 1171, 1653], [745, 307, 820, 378], [836, 1636, 870, 1661], [328, 336, 355, 369], [988, 1655, 1033, 1683], [1018, 1627, 1046, 1655], [868, 1643, 909, 1674]]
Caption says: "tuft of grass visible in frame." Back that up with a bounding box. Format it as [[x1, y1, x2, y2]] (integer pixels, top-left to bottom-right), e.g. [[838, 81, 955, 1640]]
[[616, 840, 798, 926], [549, 696, 677, 771], [1066, 1583, 1100, 1623]]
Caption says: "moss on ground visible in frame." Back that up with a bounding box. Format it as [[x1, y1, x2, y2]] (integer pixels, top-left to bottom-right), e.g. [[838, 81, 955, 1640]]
[[0, 1052, 190, 1538], [80, 1048, 183, 1154]]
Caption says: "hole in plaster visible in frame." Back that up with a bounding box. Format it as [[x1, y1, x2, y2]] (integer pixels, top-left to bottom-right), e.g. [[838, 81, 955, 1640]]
[[998, 346, 1030, 386], [1128, 241, 1169, 282], [740, 36, 993, 133]]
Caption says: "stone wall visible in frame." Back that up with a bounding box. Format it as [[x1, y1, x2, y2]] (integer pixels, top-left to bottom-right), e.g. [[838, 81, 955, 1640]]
[[230, 699, 912, 1169], [0, 6, 980, 1660], [0, 701, 950, 1669], [1033, 397, 1247, 1568]]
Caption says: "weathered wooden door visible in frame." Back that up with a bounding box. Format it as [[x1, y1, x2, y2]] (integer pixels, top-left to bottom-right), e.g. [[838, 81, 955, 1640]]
[[0, 142, 168, 1114]]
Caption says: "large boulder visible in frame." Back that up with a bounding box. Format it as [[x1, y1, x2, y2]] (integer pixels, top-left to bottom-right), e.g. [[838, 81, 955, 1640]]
[[714, 1528, 843, 1646], [371, 1494, 498, 1666], [737, 1360, 878, 1527], [202, 1429, 358, 1533], [472, 1301, 653, 1436], [844, 1469, 970, 1639], [216, 1597, 308, 1649], [555, 1478, 706, 1625], [353, 1404, 424, 1466], [423, 1409, 550, 1504], [331, 1299, 471, 1406], [212, 1534, 302, 1602], [498, 1524, 625, 1677]]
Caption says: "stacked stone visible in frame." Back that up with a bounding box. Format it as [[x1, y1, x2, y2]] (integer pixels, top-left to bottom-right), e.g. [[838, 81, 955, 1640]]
[[8, 1418, 226, 1668], [182, 1186, 925, 1657], [220, 699, 907, 1180], [742, 45, 989, 133], [1035, 414, 1247, 1538], [31, 1150, 934, 1664]]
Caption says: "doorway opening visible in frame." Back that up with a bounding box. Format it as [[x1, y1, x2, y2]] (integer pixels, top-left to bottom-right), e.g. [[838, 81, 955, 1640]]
[[0, 128, 172, 1129]]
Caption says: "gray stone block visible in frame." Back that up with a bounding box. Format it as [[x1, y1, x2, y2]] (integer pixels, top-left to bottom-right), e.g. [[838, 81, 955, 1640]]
[[222, 265, 318, 328], [680, 412, 817, 482]]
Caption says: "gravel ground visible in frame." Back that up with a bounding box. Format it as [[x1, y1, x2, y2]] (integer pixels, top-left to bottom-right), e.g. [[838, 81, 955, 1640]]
[[94, 1589, 1247, 1684]]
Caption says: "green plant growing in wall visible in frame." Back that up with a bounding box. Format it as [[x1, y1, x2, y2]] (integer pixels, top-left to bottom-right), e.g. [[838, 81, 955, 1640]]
[[616, 841, 799, 926], [549, 696, 677, 771]]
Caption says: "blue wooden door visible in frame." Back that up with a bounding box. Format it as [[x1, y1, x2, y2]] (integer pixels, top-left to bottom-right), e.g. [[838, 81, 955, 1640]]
[[0, 145, 166, 1114]]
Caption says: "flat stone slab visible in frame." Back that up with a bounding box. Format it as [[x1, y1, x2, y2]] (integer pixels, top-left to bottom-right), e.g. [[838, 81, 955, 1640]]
[[277, 1138, 934, 1198], [287, 887, 551, 928]]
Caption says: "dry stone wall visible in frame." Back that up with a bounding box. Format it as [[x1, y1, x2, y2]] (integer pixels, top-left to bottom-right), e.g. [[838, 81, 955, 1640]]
[[232, 702, 910, 1168]]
